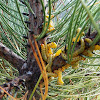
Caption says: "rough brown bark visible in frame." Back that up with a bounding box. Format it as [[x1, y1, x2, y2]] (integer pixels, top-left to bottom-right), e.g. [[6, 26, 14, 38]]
[[25, 0, 44, 99], [0, 42, 25, 71]]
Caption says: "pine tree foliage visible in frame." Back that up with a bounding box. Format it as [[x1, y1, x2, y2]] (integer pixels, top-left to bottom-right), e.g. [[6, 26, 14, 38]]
[[0, 0, 100, 99]]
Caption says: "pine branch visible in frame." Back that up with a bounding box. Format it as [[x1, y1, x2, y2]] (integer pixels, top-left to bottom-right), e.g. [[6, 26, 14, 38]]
[[51, 31, 100, 72], [0, 74, 31, 99], [0, 42, 25, 71]]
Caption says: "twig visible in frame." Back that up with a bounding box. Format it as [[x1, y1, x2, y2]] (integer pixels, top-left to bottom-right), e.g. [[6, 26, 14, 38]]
[[0, 42, 25, 71], [0, 74, 30, 99]]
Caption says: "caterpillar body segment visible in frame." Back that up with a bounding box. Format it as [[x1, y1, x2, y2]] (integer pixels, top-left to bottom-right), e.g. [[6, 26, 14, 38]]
[[49, 20, 54, 28], [71, 56, 85, 65], [47, 73, 57, 77], [47, 27, 55, 33], [46, 20, 55, 33], [84, 38, 92, 44], [47, 48, 53, 55], [55, 49, 62, 57], [73, 39, 85, 57], [62, 39, 85, 61], [61, 64, 70, 71], [46, 22, 55, 33], [41, 44, 47, 61], [61, 52, 68, 60], [46, 15, 54, 18], [47, 42, 57, 49], [71, 56, 85, 63], [46, 42, 57, 57], [82, 50, 93, 57], [52, 49, 62, 59], [87, 50, 93, 57]]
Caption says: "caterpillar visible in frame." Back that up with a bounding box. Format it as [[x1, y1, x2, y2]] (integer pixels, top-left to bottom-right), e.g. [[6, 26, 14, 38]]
[[34, 14, 55, 39], [71, 62, 79, 69], [41, 44, 47, 61], [46, 15, 55, 33], [61, 39, 85, 60], [54, 68, 64, 85], [83, 38, 94, 57], [46, 55, 53, 73], [52, 49, 62, 59], [72, 28, 85, 42], [41, 28, 100, 85], [71, 56, 85, 64], [73, 39, 85, 57], [47, 42, 57, 49]]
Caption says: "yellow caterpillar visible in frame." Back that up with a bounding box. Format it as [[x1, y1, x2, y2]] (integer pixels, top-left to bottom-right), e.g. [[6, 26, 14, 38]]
[[41, 28, 100, 85], [41, 44, 47, 61], [54, 68, 64, 85], [72, 28, 85, 42], [46, 15, 55, 33], [34, 15, 55, 38], [83, 38, 94, 57], [47, 42, 57, 49], [61, 39, 85, 60], [41, 41, 62, 85]]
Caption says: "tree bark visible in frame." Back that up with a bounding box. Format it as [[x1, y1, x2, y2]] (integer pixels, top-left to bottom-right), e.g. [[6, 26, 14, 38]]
[[25, 0, 44, 99], [0, 42, 25, 71]]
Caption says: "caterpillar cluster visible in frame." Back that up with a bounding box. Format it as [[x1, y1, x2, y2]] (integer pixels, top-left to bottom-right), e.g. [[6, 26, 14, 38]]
[[46, 15, 55, 33], [41, 28, 100, 85], [34, 15, 55, 38], [41, 41, 62, 72]]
